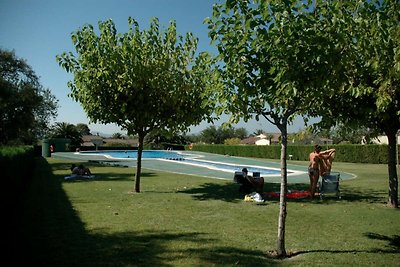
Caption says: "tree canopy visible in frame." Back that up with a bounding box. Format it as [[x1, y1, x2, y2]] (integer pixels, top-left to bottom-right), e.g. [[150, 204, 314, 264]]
[[0, 49, 58, 144], [57, 17, 218, 192], [76, 123, 91, 136], [206, 0, 335, 130], [199, 125, 248, 144]]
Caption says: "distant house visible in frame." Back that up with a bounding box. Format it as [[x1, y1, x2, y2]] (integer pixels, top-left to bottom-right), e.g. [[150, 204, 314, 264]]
[[317, 137, 333, 145], [240, 136, 258, 145], [364, 134, 400, 145], [82, 135, 104, 147], [255, 138, 270, 146], [81, 135, 138, 148], [241, 133, 281, 145]]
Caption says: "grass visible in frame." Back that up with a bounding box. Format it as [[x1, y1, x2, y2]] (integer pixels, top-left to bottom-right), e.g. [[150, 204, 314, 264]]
[[15, 157, 400, 266]]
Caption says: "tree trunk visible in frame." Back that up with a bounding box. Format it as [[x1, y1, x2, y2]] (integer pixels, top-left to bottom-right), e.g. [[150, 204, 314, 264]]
[[385, 129, 398, 208], [277, 123, 288, 257], [135, 134, 145, 193]]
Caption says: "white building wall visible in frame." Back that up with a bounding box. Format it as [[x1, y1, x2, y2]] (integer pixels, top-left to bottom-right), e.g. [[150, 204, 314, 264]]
[[255, 139, 270, 146], [370, 135, 400, 145]]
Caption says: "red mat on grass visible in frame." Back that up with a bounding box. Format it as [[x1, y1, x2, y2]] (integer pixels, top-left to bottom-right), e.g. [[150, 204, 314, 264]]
[[263, 190, 317, 199]]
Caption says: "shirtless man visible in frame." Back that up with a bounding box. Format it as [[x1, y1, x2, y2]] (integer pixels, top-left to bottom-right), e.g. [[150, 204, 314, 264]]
[[308, 145, 336, 197], [319, 148, 336, 176]]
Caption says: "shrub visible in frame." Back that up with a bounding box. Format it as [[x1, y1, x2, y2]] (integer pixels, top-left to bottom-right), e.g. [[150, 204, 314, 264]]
[[186, 144, 395, 164]]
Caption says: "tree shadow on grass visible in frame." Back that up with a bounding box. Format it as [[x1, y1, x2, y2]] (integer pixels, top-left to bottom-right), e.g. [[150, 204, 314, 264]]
[[179, 181, 314, 203], [339, 187, 387, 204], [15, 158, 278, 266], [50, 160, 158, 182], [179, 180, 389, 206], [80, 231, 277, 267], [266, 182, 388, 204], [50, 160, 122, 172], [291, 248, 399, 259], [364, 232, 400, 251], [178, 182, 244, 202], [285, 233, 400, 258]]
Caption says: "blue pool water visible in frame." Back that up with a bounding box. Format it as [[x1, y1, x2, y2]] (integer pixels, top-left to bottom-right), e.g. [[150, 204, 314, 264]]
[[179, 158, 285, 176], [79, 150, 292, 176], [81, 150, 182, 159]]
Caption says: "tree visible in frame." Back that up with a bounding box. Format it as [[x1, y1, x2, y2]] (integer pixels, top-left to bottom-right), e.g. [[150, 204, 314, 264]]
[[253, 129, 267, 137], [0, 49, 58, 144], [200, 125, 219, 143], [183, 132, 201, 144], [206, 0, 340, 257], [234, 127, 248, 140], [224, 137, 241, 145], [313, 0, 400, 208], [76, 123, 91, 136], [347, 0, 399, 208], [199, 125, 246, 144], [145, 131, 188, 148], [112, 133, 123, 139], [325, 124, 379, 144], [57, 17, 217, 192], [49, 122, 82, 148]]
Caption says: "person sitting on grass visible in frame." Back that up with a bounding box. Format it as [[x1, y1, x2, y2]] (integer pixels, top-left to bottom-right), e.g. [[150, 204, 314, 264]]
[[71, 164, 80, 175], [78, 164, 92, 176], [70, 164, 92, 176], [242, 168, 264, 193]]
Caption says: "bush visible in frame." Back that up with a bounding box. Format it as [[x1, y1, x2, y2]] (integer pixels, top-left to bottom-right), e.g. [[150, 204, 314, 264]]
[[1, 146, 36, 237], [186, 144, 396, 164], [224, 138, 241, 145], [1, 146, 35, 183]]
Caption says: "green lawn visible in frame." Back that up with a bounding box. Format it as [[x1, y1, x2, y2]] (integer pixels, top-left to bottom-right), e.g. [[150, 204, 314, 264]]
[[19, 157, 399, 266]]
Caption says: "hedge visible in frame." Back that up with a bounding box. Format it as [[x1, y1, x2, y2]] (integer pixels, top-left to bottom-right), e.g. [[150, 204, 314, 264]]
[[1, 146, 36, 227], [186, 144, 399, 164], [1, 146, 35, 185]]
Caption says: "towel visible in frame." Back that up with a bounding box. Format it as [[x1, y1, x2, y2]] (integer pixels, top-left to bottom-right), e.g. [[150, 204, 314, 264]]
[[64, 174, 95, 180]]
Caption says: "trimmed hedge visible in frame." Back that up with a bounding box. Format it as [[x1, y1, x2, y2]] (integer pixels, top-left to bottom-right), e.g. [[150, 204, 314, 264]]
[[1, 146, 36, 230], [1, 146, 35, 185], [1, 146, 37, 263], [1, 146, 35, 209], [186, 144, 399, 164]]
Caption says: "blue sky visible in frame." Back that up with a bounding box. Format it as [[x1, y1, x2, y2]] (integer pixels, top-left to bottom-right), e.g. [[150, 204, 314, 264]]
[[1, 0, 311, 135]]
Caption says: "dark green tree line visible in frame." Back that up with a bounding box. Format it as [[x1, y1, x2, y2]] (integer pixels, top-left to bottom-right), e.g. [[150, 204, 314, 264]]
[[0, 49, 58, 144]]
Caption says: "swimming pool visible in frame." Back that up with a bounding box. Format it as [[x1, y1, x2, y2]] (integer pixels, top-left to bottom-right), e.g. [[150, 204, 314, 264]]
[[80, 150, 184, 160], [78, 150, 303, 177]]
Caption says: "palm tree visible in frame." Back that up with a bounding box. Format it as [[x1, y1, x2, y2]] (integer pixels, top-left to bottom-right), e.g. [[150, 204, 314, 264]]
[[50, 122, 82, 147]]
